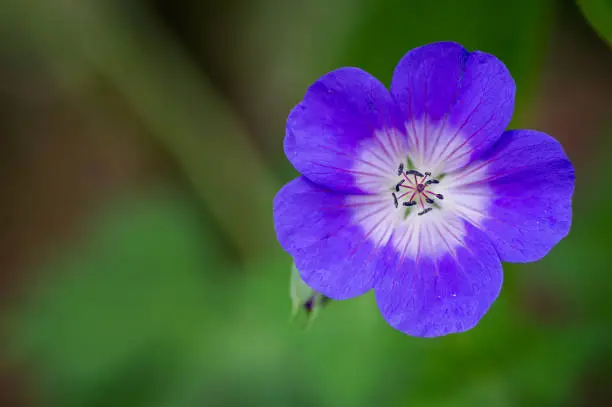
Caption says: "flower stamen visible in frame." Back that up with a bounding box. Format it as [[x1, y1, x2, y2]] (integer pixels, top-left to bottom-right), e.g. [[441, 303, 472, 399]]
[[395, 179, 405, 191], [418, 207, 433, 216], [390, 163, 444, 215], [406, 170, 424, 177]]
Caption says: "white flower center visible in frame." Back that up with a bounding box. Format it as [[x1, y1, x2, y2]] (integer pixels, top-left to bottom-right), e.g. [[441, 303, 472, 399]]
[[346, 121, 492, 259]]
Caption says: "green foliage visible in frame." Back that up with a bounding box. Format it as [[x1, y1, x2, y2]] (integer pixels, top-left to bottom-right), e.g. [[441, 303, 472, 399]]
[[8, 191, 223, 407], [578, 0, 612, 48]]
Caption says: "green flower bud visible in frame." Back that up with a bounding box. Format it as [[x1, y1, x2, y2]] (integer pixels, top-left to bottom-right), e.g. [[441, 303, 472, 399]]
[[289, 262, 331, 329]]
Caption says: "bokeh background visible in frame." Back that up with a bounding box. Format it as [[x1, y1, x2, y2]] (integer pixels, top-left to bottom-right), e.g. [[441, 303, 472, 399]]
[[0, 0, 611, 406]]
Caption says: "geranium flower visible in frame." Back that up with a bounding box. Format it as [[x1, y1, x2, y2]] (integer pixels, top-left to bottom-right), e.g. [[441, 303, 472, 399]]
[[273, 42, 575, 337]]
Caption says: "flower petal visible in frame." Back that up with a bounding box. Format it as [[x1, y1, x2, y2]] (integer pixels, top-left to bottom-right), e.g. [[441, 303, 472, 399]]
[[390, 42, 515, 171], [285, 68, 406, 194], [375, 221, 502, 337], [273, 177, 393, 299], [459, 129, 575, 262]]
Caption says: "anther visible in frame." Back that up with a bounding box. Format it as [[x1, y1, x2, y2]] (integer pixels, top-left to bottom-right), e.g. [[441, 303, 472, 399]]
[[418, 208, 433, 216], [395, 179, 405, 192], [424, 172, 431, 176], [397, 163, 404, 176], [392, 192, 398, 208], [435, 194, 444, 200], [402, 201, 417, 207], [425, 198, 434, 204], [405, 170, 424, 177], [425, 179, 439, 185]]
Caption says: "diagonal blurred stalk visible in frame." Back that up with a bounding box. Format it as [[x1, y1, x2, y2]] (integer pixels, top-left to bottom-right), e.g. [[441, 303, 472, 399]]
[[1, 0, 279, 261]]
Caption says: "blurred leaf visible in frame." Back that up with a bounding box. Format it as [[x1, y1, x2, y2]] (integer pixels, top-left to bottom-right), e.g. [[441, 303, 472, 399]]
[[8, 189, 223, 407], [578, 0, 612, 48]]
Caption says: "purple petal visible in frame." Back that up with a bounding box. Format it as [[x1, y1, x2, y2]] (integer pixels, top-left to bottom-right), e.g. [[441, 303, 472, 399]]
[[390, 42, 515, 171], [471, 129, 575, 262], [273, 177, 392, 299], [285, 68, 406, 194], [374, 222, 502, 337]]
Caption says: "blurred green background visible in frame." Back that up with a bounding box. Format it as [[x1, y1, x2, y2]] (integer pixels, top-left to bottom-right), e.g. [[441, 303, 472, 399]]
[[0, 0, 610, 406]]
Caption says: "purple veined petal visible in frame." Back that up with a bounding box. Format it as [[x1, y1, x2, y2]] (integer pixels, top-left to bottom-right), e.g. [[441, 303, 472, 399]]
[[375, 221, 503, 337], [390, 42, 515, 172], [274, 177, 400, 299], [285, 68, 407, 194], [448, 129, 575, 263]]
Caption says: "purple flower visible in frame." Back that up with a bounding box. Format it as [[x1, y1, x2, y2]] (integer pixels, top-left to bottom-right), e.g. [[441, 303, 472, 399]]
[[273, 42, 575, 337]]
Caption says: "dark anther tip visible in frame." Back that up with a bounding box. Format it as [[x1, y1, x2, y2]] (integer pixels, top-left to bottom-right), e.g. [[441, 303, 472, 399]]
[[397, 163, 404, 176], [425, 172, 431, 176], [426, 179, 440, 185], [406, 170, 424, 177], [418, 208, 433, 216], [392, 192, 398, 208], [436, 194, 444, 200], [403, 201, 417, 207], [425, 198, 434, 204]]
